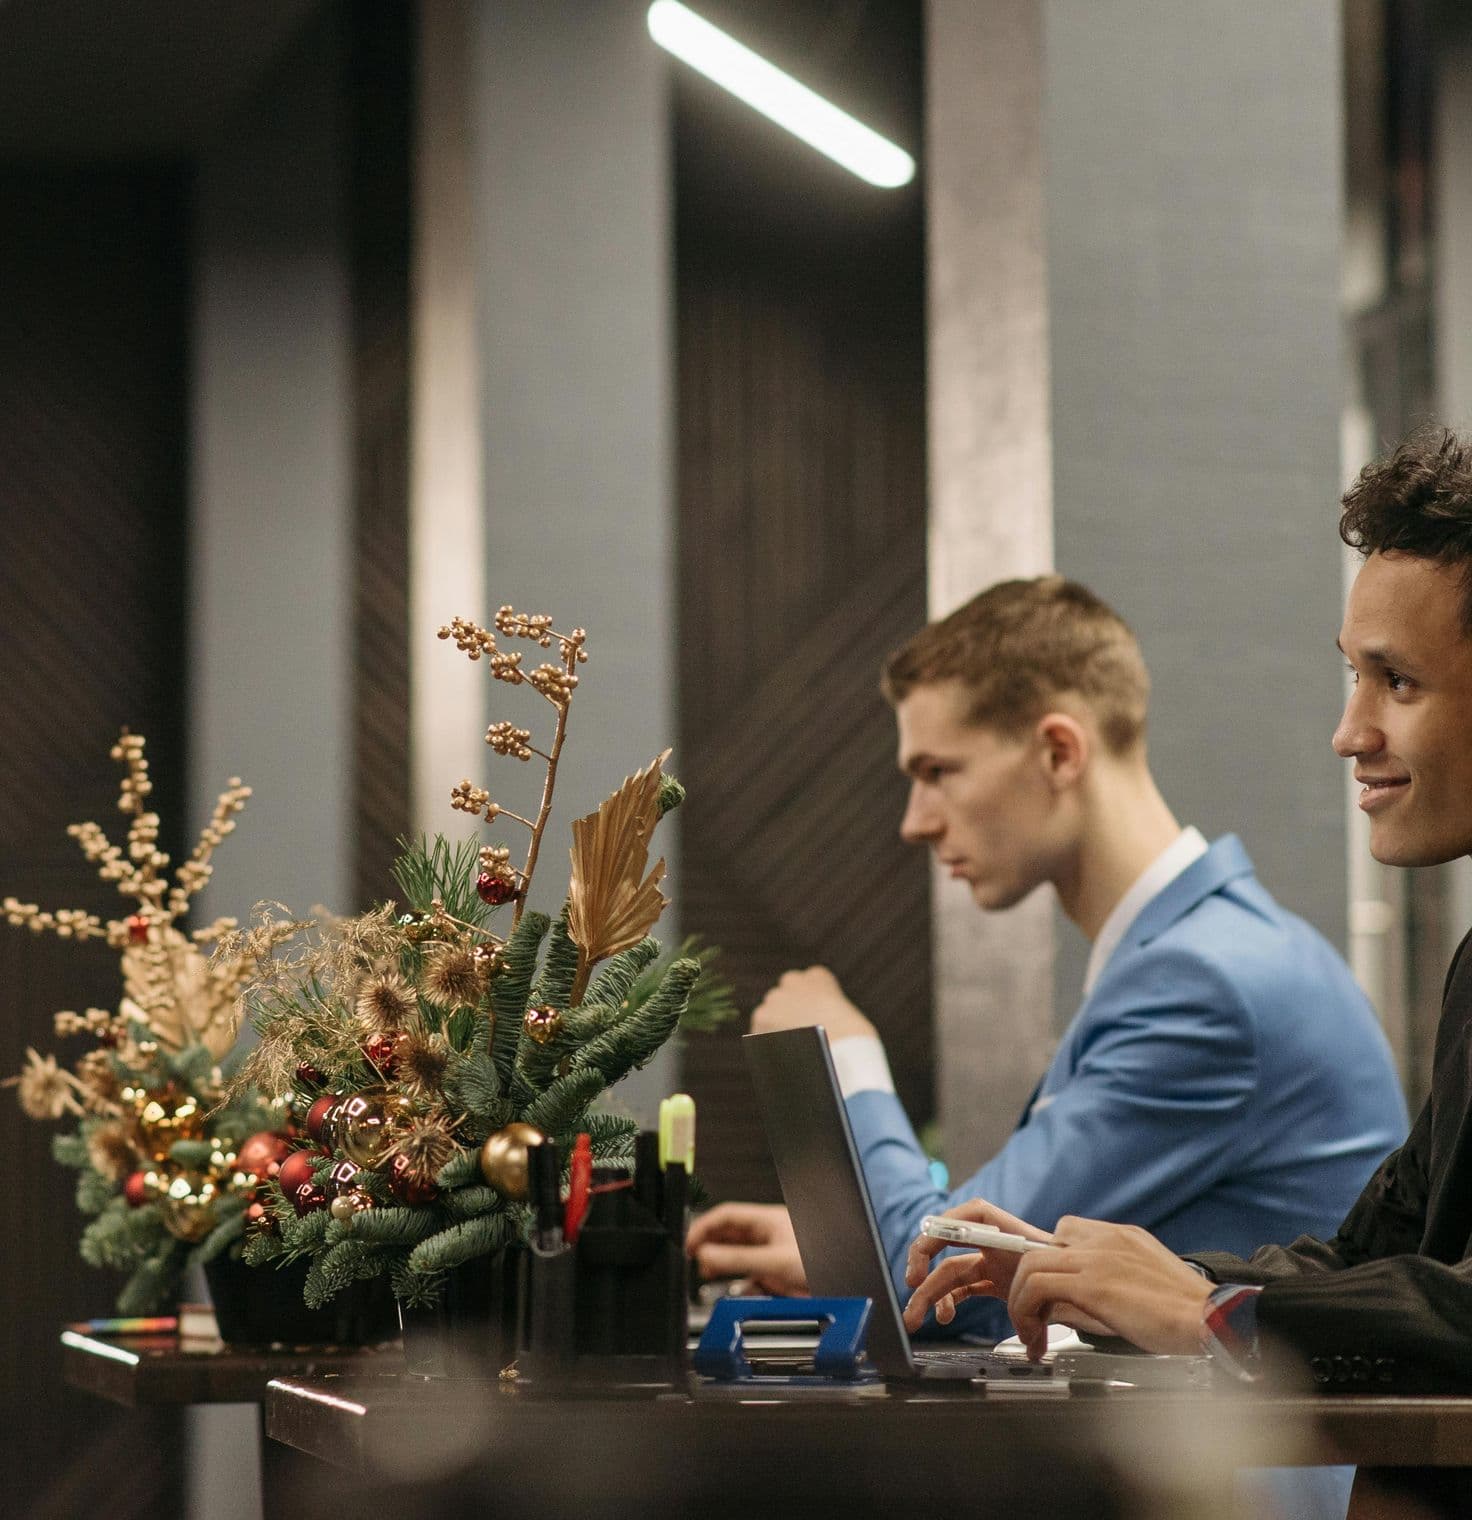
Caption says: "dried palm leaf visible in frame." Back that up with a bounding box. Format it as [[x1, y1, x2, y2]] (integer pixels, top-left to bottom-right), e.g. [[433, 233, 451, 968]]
[[565, 750, 672, 1002]]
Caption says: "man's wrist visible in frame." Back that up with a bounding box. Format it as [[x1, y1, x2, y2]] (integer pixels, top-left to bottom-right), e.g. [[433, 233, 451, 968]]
[[830, 1034, 895, 1098], [1199, 1283, 1263, 1381]]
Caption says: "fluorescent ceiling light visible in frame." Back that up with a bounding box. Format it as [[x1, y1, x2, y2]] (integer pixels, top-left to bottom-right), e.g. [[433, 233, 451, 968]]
[[647, 0, 916, 189]]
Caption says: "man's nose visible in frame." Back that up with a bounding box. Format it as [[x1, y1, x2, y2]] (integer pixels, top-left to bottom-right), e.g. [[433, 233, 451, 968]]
[[1332, 687, 1380, 759], [899, 784, 937, 843]]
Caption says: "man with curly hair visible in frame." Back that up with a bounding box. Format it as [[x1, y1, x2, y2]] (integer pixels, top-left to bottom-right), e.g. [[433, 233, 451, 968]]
[[902, 429, 1472, 1515]]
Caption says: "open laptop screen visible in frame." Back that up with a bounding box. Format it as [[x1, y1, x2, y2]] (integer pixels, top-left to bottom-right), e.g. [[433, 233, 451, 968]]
[[743, 1024, 919, 1376]]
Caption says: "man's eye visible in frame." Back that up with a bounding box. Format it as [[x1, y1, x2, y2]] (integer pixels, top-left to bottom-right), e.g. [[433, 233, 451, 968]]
[[1387, 670, 1412, 693], [1345, 663, 1359, 684]]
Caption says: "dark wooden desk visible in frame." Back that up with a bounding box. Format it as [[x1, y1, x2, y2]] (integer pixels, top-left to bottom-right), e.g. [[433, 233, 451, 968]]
[[62, 1329, 402, 1517], [264, 1371, 1472, 1518], [61, 1327, 399, 1407]]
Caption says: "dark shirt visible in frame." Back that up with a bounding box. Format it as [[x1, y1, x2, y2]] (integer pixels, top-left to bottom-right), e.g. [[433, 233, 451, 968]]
[[1192, 925, 1472, 1397]]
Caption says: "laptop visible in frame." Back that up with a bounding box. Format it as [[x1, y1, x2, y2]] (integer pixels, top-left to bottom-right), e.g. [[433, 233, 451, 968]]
[[743, 1025, 1214, 1389], [743, 1024, 1003, 1379]]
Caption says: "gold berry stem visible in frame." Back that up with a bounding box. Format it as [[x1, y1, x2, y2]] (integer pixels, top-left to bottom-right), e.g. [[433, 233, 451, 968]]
[[513, 648, 577, 927]]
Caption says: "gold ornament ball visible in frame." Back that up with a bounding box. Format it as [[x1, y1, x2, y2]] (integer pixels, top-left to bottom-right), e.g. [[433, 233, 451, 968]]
[[129, 1086, 206, 1165], [478, 1122, 546, 1200], [159, 1171, 220, 1241], [523, 1005, 563, 1046], [329, 1190, 373, 1224], [339, 1089, 417, 1168]]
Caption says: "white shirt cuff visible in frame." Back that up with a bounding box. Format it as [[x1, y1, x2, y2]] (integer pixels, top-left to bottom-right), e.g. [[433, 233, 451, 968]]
[[831, 1035, 896, 1098]]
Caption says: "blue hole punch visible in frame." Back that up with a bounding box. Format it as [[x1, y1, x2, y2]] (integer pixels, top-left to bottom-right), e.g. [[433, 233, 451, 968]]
[[693, 1296, 876, 1382]]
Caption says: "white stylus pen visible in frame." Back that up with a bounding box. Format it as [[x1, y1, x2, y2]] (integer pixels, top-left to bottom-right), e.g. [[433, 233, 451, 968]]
[[920, 1215, 1056, 1254]]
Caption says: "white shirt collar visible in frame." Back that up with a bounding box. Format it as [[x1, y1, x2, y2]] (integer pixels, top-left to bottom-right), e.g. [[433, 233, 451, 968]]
[[1082, 827, 1208, 997]]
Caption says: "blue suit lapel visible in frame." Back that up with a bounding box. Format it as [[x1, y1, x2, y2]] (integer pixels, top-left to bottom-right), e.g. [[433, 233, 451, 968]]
[[1113, 834, 1254, 957], [1023, 836, 1257, 1124]]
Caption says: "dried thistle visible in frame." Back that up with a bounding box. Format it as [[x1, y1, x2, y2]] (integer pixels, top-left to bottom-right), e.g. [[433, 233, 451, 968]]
[[5, 1049, 86, 1119], [354, 966, 420, 1035], [86, 1120, 138, 1181], [388, 1111, 458, 1181], [419, 944, 484, 1009], [394, 1034, 455, 1103]]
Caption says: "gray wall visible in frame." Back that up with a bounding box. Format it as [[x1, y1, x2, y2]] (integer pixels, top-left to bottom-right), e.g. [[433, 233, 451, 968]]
[[1045, 0, 1348, 1013], [189, 14, 351, 924], [186, 15, 350, 1520], [468, 2, 676, 1117]]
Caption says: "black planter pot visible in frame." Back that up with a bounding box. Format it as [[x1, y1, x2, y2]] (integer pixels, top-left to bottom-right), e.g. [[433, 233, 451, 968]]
[[204, 1253, 398, 1347], [399, 1245, 526, 1379]]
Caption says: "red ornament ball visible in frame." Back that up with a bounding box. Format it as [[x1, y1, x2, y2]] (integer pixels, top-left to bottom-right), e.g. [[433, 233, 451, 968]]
[[475, 871, 518, 906], [387, 1151, 439, 1206], [295, 1061, 326, 1088], [362, 1030, 406, 1075], [277, 1148, 321, 1213], [305, 1095, 340, 1147], [123, 1170, 151, 1208], [125, 913, 150, 945], [235, 1130, 291, 1183]]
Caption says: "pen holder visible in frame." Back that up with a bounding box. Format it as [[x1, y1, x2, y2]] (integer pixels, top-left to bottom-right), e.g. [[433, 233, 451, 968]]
[[521, 1165, 688, 1386], [398, 1242, 526, 1379]]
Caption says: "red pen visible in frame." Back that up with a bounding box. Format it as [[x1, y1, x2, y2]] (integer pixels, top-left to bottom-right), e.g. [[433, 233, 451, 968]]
[[564, 1132, 593, 1243]]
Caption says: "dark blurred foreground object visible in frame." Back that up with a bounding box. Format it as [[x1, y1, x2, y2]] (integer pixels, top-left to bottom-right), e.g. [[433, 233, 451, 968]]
[[206, 1254, 397, 1347]]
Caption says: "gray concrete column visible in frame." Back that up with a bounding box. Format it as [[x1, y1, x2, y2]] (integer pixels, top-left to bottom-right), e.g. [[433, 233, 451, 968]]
[[1045, 0, 1349, 994], [926, 0, 1057, 1168], [468, 1, 676, 1117]]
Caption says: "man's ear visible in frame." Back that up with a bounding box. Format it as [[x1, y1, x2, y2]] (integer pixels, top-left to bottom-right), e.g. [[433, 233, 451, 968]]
[[1035, 711, 1089, 791]]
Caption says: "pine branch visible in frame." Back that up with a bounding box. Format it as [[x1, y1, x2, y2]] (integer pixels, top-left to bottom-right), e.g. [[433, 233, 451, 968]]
[[276, 1207, 332, 1261], [436, 1146, 484, 1190], [117, 1240, 187, 1317], [521, 1066, 605, 1138], [190, 1205, 246, 1268], [569, 958, 698, 1086], [80, 1201, 165, 1270], [490, 910, 548, 1083], [392, 834, 490, 927], [392, 1260, 445, 1308], [441, 1185, 503, 1221], [304, 1239, 383, 1308], [348, 1206, 442, 1247], [631, 937, 738, 1034], [407, 1211, 520, 1275], [584, 1113, 639, 1156], [76, 1168, 116, 1216], [529, 905, 580, 1009], [444, 1047, 502, 1124], [586, 936, 662, 1010], [52, 1132, 89, 1168]]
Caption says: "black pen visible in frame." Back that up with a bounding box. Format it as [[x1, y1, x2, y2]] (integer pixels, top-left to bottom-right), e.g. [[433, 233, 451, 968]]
[[530, 1139, 564, 1253]]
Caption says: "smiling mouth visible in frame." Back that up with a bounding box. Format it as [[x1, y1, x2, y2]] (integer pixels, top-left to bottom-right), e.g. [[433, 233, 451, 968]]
[[1357, 776, 1410, 810]]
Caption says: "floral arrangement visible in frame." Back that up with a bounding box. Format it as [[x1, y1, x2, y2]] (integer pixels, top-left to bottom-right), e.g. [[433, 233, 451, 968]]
[[5, 731, 290, 1313], [231, 606, 731, 1309]]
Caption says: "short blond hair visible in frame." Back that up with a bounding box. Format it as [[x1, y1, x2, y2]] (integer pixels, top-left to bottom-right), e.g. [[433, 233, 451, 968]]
[[880, 576, 1149, 754]]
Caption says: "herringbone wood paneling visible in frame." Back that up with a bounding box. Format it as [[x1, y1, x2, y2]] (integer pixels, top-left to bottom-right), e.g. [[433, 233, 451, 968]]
[[0, 168, 187, 1517], [349, 3, 414, 908], [675, 33, 930, 1202]]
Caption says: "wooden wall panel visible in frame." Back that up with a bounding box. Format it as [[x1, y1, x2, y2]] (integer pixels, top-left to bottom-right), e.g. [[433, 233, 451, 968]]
[[674, 3, 930, 1203], [0, 168, 186, 1518], [349, 2, 414, 908]]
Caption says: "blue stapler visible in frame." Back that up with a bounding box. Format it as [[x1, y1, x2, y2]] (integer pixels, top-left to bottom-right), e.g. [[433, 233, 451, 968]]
[[693, 1296, 878, 1383]]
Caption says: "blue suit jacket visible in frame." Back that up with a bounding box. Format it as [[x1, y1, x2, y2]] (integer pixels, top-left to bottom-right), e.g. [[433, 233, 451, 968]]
[[849, 835, 1409, 1341]]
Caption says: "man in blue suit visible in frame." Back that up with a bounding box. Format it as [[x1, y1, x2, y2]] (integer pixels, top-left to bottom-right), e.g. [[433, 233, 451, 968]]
[[689, 576, 1407, 1340]]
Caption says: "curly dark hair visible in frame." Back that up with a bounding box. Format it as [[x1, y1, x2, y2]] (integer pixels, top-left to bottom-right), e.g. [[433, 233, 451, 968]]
[[1341, 427, 1472, 628]]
